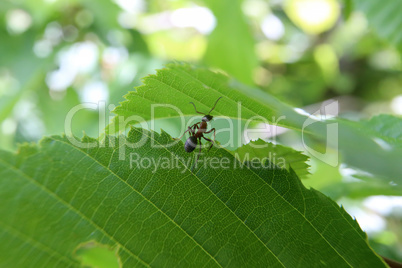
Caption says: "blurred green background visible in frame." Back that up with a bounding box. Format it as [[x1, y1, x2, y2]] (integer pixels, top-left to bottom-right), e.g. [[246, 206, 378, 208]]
[[0, 0, 401, 262]]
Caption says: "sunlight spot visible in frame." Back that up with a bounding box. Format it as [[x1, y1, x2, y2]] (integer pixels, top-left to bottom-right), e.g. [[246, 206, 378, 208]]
[[296, 1, 332, 25], [81, 81, 109, 104], [114, 0, 145, 29], [171, 7, 216, 34], [340, 198, 387, 234], [1, 118, 17, 135], [33, 40, 53, 58], [285, 0, 339, 34], [114, 0, 145, 13], [364, 196, 402, 216], [242, 0, 269, 18], [351, 207, 386, 233], [338, 164, 358, 177], [14, 100, 45, 140], [372, 138, 392, 151], [103, 47, 128, 66], [46, 42, 98, 91], [6, 9, 32, 34], [261, 14, 285, 40], [118, 12, 138, 28], [391, 95, 402, 115], [44, 22, 63, 45], [46, 70, 74, 92], [369, 49, 401, 70], [294, 107, 321, 120]]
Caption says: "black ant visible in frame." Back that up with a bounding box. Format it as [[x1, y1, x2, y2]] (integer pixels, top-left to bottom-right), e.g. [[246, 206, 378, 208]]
[[175, 97, 222, 164]]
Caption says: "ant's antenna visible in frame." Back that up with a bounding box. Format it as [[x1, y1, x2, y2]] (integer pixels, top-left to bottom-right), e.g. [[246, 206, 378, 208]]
[[208, 97, 222, 115], [190, 97, 223, 115], [189, 102, 205, 115]]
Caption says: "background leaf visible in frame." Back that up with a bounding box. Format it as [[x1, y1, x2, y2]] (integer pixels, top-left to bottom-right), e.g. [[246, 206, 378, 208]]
[[361, 114, 402, 144], [110, 63, 402, 184], [202, 0, 258, 85], [342, 0, 354, 21], [0, 128, 386, 267], [352, 0, 402, 51]]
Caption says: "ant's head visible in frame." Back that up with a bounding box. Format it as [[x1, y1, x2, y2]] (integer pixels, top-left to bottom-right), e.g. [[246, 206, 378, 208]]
[[190, 97, 222, 122], [202, 115, 213, 122]]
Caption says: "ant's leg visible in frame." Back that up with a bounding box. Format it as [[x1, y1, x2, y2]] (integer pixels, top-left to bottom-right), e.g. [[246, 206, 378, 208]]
[[195, 138, 202, 168], [204, 128, 216, 150], [204, 127, 216, 137], [173, 127, 191, 140], [192, 124, 199, 134], [174, 123, 198, 140], [181, 122, 201, 139], [199, 138, 202, 154], [202, 137, 214, 151]]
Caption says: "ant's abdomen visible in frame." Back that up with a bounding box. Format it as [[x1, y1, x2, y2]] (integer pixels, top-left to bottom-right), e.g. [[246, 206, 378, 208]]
[[185, 136, 198, 153]]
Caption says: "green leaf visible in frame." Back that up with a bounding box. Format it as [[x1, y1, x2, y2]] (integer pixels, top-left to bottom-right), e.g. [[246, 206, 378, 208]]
[[342, 0, 354, 21], [361, 114, 402, 145], [234, 139, 310, 178], [203, 0, 258, 85], [352, 0, 402, 51], [0, 128, 386, 267], [109, 62, 296, 133]]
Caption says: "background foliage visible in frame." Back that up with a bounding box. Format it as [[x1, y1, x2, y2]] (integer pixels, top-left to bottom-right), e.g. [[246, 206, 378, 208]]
[[0, 0, 401, 265]]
